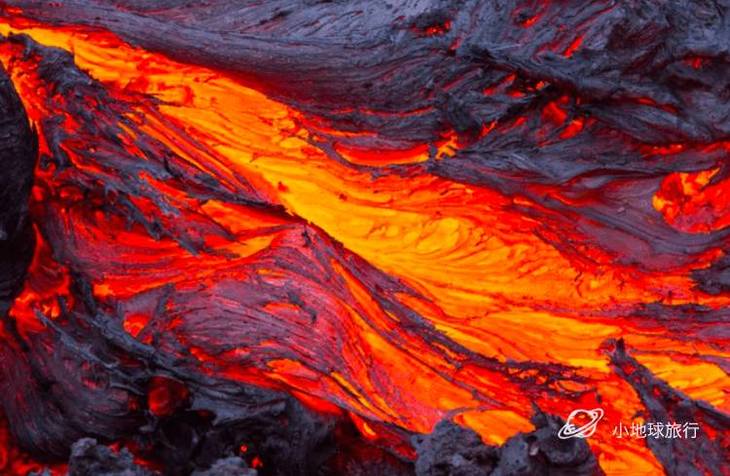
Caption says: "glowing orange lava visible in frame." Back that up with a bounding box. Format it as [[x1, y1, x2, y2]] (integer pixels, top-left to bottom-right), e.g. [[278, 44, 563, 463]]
[[0, 14, 728, 476]]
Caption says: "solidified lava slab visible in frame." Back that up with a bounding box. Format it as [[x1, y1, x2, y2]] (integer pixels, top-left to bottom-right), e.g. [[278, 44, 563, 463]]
[[0, 1, 728, 475], [0, 58, 35, 310]]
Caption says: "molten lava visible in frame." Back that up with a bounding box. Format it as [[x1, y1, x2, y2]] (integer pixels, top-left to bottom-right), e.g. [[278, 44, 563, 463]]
[[0, 1, 728, 475]]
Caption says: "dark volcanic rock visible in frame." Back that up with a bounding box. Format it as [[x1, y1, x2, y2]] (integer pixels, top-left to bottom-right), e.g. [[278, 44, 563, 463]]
[[0, 60, 37, 311], [68, 439, 258, 476], [190, 457, 256, 476], [491, 411, 603, 476], [68, 438, 154, 476], [610, 339, 730, 476], [415, 413, 603, 476], [692, 253, 730, 295], [65, 412, 605, 476], [414, 420, 499, 476]]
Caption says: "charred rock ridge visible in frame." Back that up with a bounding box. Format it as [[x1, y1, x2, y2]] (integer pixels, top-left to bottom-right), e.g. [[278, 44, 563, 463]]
[[55, 411, 603, 476], [0, 60, 36, 316]]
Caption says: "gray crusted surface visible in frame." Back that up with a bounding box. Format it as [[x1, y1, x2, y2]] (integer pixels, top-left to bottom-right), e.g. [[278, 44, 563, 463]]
[[68, 438, 155, 476], [414, 413, 603, 476], [0, 60, 36, 305]]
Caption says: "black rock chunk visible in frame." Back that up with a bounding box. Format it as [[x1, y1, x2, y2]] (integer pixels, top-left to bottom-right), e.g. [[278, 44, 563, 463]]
[[190, 457, 256, 476], [0, 60, 37, 310], [68, 438, 154, 476], [415, 411, 603, 476]]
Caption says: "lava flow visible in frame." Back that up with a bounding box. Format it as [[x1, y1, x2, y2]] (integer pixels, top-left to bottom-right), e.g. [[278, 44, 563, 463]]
[[0, 1, 728, 475]]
